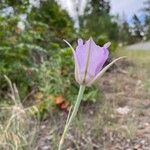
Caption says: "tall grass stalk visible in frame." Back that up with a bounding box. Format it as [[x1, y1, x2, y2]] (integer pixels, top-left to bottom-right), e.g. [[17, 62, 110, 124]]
[[58, 85, 85, 150], [0, 76, 39, 150]]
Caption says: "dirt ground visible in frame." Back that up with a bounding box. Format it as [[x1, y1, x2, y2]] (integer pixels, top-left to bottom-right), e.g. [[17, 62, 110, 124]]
[[126, 41, 150, 51], [36, 57, 150, 150]]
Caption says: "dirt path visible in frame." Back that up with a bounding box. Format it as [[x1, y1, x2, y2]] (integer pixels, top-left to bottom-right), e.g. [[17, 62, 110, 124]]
[[37, 59, 150, 150], [126, 41, 150, 50]]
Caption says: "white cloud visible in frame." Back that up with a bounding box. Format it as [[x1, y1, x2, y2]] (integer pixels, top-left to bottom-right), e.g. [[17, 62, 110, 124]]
[[57, 0, 145, 22], [29, 0, 40, 8], [0, 7, 14, 16], [57, 0, 86, 18], [110, 0, 145, 18]]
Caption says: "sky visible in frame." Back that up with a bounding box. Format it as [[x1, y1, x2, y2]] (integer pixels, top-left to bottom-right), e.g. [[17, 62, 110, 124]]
[[110, 0, 145, 16], [110, 0, 145, 22], [1, 0, 146, 24], [57, 0, 146, 23]]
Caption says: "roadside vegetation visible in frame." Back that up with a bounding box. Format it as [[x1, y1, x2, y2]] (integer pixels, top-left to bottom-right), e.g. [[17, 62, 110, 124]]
[[0, 0, 150, 149]]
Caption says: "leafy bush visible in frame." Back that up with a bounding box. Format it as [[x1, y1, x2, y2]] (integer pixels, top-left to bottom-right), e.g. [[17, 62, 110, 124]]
[[0, 0, 118, 120], [33, 48, 98, 118], [0, 0, 75, 100], [97, 35, 118, 52]]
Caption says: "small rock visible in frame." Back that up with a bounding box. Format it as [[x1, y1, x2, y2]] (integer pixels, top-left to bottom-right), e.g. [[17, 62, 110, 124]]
[[116, 106, 130, 115], [144, 123, 149, 126], [41, 125, 46, 129], [89, 110, 94, 115], [138, 124, 145, 129], [42, 145, 50, 150], [134, 144, 141, 149], [140, 140, 145, 145], [46, 135, 52, 140]]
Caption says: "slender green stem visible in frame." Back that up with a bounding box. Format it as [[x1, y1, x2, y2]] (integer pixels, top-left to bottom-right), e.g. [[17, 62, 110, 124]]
[[58, 85, 85, 150]]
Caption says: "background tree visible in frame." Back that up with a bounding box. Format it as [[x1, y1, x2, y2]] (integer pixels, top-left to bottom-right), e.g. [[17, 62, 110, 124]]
[[28, 0, 75, 50], [143, 0, 150, 39], [143, 0, 150, 15], [119, 19, 132, 45], [78, 0, 119, 50], [0, 0, 75, 98], [132, 14, 144, 42]]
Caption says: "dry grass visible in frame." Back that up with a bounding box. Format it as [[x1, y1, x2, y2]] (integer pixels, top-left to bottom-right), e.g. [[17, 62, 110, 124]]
[[57, 49, 150, 149], [115, 49, 150, 92], [0, 49, 150, 150], [35, 49, 150, 149], [116, 48, 150, 65], [0, 76, 39, 150]]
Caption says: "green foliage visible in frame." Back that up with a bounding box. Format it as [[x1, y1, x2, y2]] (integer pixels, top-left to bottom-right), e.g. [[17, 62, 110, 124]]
[[28, 0, 75, 51], [32, 48, 98, 119], [119, 20, 132, 45], [143, 0, 150, 40], [0, 0, 75, 99], [118, 15, 144, 45], [0, 0, 123, 118], [132, 15, 144, 41], [145, 16, 150, 39], [36, 48, 98, 104], [144, 79, 150, 92], [97, 35, 117, 52], [78, 0, 119, 51]]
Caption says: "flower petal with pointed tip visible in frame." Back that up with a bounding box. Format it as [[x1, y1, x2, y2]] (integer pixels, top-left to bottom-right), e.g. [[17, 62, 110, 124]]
[[75, 38, 109, 85], [63, 38, 125, 86]]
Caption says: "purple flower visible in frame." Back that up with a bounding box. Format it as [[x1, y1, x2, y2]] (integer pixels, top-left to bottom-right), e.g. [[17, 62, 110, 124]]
[[74, 37, 110, 86], [64, 38, 124, 86]]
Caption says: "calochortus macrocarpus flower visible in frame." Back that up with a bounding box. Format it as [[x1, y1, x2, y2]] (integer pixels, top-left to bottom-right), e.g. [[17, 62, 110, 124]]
[[58, 38, 124, 150], [64, 37, 124, 86], [74, 38, 109, 86]]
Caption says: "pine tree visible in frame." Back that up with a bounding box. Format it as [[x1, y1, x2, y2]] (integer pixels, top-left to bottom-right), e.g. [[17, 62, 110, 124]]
[[78, 0, 119, 43], [143, 0, 150, 15], [132, 14, 143, 41], [0, 0, 75, 97], [143, 0, 150, 39], [119, 20, 132, 45]]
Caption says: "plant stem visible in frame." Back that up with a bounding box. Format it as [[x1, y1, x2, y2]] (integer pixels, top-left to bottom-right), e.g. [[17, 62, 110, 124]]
[[58, 85, 85, 150]]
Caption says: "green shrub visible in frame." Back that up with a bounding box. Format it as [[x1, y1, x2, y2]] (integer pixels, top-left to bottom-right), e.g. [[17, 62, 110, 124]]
[[33, 48, 98, 117]]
